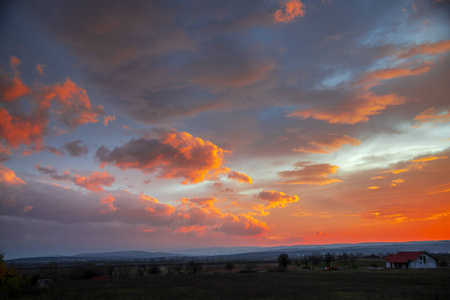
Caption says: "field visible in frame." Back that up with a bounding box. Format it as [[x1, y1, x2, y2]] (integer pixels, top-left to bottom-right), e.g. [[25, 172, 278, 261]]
[[15, 268, 450, 300]]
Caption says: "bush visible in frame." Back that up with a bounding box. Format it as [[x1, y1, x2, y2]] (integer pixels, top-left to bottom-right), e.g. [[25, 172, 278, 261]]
[[0, 275, 32, 298], [245, 263, 257, 273], [438, 260, 448, 267], [277, 253, 292, 270], [149, 265, 161, 276], [224, 262, 236, 273]]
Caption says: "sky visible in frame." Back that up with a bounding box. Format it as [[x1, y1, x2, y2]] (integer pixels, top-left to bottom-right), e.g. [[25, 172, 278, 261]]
[[0, 0, 449, 259]]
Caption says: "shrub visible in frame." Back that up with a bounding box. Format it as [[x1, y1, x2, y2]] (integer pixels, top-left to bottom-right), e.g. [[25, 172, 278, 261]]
[[149, 265, 161, 276], [225, 262, 236, 273], [277, 253, 292, 270]]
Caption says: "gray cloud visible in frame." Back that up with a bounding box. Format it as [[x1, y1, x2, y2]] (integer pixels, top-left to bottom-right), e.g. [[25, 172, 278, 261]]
[[34, 163, 72, 181], [64, 140, 89, 157]]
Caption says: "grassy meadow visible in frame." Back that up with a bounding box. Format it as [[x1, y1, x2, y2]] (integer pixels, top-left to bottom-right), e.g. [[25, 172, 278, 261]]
[[13, 267, 450, 300]]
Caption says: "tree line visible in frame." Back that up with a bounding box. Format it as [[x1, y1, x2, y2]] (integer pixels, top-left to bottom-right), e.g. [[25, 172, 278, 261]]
[[277, 252, 359, 270]]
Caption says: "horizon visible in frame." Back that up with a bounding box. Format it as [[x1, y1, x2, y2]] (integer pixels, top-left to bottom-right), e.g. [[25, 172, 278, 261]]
[[1, 0, 449, 260], [5, 239, 449, 260]]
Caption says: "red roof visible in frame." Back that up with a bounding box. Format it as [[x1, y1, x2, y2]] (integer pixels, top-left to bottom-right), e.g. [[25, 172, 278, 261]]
[[385, 251, 425, 263]]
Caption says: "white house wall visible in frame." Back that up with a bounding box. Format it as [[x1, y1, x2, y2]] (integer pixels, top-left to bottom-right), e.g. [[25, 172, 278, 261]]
[[409, 254, 436, 269]]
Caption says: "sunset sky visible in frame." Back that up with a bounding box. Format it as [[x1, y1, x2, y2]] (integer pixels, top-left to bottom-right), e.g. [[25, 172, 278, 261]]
[[1, 0, 449, 259]]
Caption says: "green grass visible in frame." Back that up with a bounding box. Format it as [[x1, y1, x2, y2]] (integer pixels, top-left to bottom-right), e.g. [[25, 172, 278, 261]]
[[16, 269, 450, 300]]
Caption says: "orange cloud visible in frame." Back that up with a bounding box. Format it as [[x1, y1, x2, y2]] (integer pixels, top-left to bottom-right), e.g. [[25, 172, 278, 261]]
[[390, 178, 404, 187], [397, 40, 450, 59], [10, 56, 21, 74], [367, 186, 380, 190], [218, 214, 269, 236], [0, 165, 26, 185], [0, 56, 30, 101], [362, 209, 407, 224], [378, 163, 423, 175], [176, 197, 269, 237], [414, 107, 450, 124], [180, 197, 223, 216], [104, 114, 116, 126], [23, 205, 33, 213], [227, 170, 252, 184], [411, 156, 448, 163], [73, 171, 115, 192], [174, 225, 207, 235], [288, 61, 436, 124], [136, 193, 176, 216], [294, 133, 360, 153], [139, 193, 159, 204], [291, 208, 331, 218], [257, 190, 299, 209], [426, 183, 450, 195], [36, 64, 45, 76], [273, 0, 306, 23], [0, 108, 47, 149], [421, 211, 450, 221], [379, 168, 409, 175], [95, 128, 231, 184], [371, 154, 447, 190], [100, 194, 115, 204], [0, 76, 30, 102], [355, 62, 432, 90], [0, 58, 105, 153], [100, 194, 117, 212], [53, 78, 104, 129], [288, 91, 406, 124], [278, 162, 342, 185]]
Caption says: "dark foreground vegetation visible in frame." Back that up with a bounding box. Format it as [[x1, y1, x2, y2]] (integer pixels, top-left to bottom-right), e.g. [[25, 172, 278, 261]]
[[2, 252, 450, 299], [9, 269, 450, 300]]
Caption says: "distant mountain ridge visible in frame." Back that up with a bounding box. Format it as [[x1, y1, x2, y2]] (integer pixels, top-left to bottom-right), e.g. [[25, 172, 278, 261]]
[[76, 250, 181, 259], [7, 251, 182, 263], [179, 240, 450, 256], [7, 240, 449, 262]]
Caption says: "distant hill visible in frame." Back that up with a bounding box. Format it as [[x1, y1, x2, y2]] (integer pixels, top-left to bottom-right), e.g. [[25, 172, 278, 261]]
[[75, 250, 182, 260], [180, 240, 450, 257], [7, 250, 182, 263], [7, 240, 449, 263], [215, 240, 450, 260]]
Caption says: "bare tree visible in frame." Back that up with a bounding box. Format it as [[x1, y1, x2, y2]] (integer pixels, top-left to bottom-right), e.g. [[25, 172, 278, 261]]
[[301, 255, 310, 269], [339, 253, 350, 268], [187, 260, 202, 274], [310, 252, 322, 269], [349, 253, 357, 269], [137, 264, 148, 276], [0, 253, 6, 277], [277, 253, 292, 270], [324, 252, 335, 268], [225, 262, 236, 273]]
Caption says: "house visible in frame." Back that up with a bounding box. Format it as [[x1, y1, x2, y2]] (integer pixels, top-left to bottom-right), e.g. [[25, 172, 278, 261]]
[[385, 251, 436, 269]]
